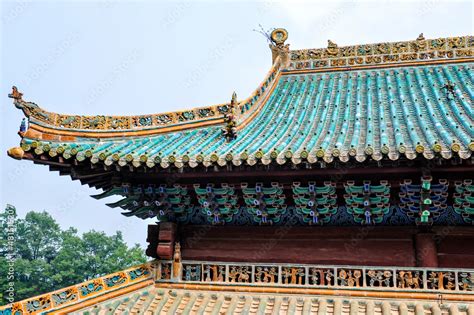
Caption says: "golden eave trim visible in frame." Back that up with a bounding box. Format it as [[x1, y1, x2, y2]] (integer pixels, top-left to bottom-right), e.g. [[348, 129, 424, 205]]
[[51, 280, 154, 314], [10, 57, 283, 138], [236, 71, 282, 131], [27, 117, 224, 140], [282, 57, 474, 75]]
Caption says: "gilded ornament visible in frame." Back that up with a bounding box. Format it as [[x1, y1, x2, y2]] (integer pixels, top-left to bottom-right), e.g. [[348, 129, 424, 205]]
[[393, 42, 409, 53], [316, 149, 325, 158], [375, 43, 389, 54], [340, 46, 355, 57], [383, 55, 399, 62], [197, 107, 215, 118], [21, 142, 31, 152], [326, 40, 339, 57], [451, 143, 461, 152], [330, 59, 346, 66], [448, 37, 465, 48], [8, 86, 23, 100], [177, 111, 195, 122], [308, 49, 323, 59], [7, 147, 24, 160], [357, 44, 372, 56], [58, 115, 80, 128], [133, 116, 153, 127], [397, 271, 422, 289], [432, 143, 442, 152], [172, 243, 182, 280], [108, 116, 130, 129], [270, 28, 288, 46], [456, 49, 474, 57], [82, 116, 106, 130]]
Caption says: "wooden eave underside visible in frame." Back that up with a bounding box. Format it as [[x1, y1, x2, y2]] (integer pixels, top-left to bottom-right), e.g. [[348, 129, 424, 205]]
[[26, 152, 473, 192]]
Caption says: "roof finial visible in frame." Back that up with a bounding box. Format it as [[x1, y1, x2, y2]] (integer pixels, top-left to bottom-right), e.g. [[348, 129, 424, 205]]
[[8, 86, 23, 101], [222, 92, 237, 142], [270, 28, 288, 48], [417, 33, 425, 41], [7, 147, 25, 160], [326, 40, 339, 56], [267, 28, 289, 65]]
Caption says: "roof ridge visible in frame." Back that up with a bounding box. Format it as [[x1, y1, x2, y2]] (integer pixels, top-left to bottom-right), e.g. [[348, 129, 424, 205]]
[[287, 34, 473, 71]]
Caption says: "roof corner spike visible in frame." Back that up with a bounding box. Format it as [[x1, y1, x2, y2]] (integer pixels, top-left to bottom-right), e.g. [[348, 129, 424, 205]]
[[8, 86, 23, 102], [269, 28, 290, 66]]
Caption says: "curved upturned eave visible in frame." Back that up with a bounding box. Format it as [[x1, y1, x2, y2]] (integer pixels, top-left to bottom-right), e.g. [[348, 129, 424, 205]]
[[12, 60, 474, 170], [11, 56, 283, 141]]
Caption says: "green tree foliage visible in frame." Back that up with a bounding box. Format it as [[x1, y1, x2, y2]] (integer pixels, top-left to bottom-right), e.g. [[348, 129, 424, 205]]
[[0, 205, 146, 304]]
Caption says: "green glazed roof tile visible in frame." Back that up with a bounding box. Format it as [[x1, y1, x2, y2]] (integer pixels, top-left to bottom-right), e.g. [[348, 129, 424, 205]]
[[16, 62, 474, 167]]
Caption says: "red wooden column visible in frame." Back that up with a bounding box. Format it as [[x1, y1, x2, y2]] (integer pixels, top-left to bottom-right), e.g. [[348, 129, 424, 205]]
[[145, 222, 177, 259], [157, 222, 177, 259], [415, 233, 438, 267]]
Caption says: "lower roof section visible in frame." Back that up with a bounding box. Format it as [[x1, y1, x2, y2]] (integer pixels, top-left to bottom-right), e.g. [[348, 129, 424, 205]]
[[0, 263, 153, 315], [73, 285, 474, 315], [1, 260, 473, 314], [13, 61, 474, 170]]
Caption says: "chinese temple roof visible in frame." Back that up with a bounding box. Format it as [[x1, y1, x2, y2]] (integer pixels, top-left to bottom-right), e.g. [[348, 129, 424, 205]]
[[8, 33, 473, 169]]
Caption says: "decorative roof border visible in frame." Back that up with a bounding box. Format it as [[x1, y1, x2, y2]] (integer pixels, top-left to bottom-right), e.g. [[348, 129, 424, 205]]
[[0, 262, 155, 315], [288, 35, 473, 71], [9, 58, 282, 136]]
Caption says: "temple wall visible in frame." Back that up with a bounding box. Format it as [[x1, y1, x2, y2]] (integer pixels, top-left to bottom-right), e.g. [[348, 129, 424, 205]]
[[168, 225, 474, 268]]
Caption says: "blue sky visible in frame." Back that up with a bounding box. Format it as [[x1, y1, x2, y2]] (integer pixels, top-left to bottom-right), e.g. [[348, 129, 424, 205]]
[[1, 0, 472, 247]]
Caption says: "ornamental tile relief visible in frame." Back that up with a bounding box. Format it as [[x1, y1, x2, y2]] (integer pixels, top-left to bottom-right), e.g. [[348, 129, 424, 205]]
[[175, 261, 474, 294], [289, 36, 471, 71], [0, 263, 154, 314]]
